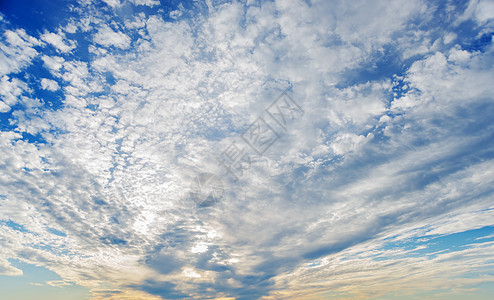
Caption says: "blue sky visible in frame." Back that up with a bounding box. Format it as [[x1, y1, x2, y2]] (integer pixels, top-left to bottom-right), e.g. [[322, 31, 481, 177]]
[[1, 0, 494, 299]]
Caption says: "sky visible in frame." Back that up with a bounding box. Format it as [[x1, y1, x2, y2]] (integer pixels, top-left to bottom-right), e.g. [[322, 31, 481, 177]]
[[0, 0, 494, 299]]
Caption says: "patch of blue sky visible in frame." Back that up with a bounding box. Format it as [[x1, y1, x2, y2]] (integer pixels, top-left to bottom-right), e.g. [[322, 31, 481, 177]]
[[376, 226, 494, 261], [0, 260, 89, 300], [336, 44, 405, 89], [46, 227, 66, 237], [0, 0, 73, 35], [0, 107, 16, 131], [466, 32, 494, 51], [20, 132, 47, 144], [0, 219, 29, 233], [100, 235, 128, 245]]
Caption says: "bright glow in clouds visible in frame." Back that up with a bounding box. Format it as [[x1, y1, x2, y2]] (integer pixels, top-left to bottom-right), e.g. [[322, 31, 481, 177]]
[[0, 0, 494, 299]]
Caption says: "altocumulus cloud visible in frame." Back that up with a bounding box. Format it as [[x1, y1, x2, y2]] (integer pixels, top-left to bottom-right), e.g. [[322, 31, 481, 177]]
[[1, 0, 494, 299]]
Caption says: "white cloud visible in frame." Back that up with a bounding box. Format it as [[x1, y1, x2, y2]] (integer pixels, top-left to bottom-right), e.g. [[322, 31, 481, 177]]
[[40, 32, 76, 53], [448, 46, 472, 63], [170, 9, 183, 19], [475, 0, 494, 23], [0, 75, 30, 111], [101, 0, 121, 8], [0, 258, 22, 276], [443, 32, 457, 44], [0, 101, 10, 112], [40, 78, 60, 91], [330, 133, 371, 156], [128, 0, 160, 7], [93, 25, 131, 49], [0, 29, 40, 76], [41, 55, 65, 73]]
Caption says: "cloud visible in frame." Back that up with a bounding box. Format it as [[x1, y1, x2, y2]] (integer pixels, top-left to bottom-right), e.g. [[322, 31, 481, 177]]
[[0, 0, 493, 299], [0, 75, 30, 112], [101, 0, 121, 9], [129, 0, 160, 7], [330, 133, 372, 156], [40, 78, 60, 91], [40, 32, 76, 53], [475, 0, 494, 24], [0, 29, 40, 76], [41, 55, 65, 73], [93, 25, 131, 49], [0, 258, 22, 276]]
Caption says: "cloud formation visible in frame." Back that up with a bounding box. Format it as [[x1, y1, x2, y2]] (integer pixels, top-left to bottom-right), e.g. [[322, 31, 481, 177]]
[[0, 0, 493, 299]]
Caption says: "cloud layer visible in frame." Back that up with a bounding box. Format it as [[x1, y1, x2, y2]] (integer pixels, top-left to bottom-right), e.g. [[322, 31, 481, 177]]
[[1, 0, 494, 299]]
